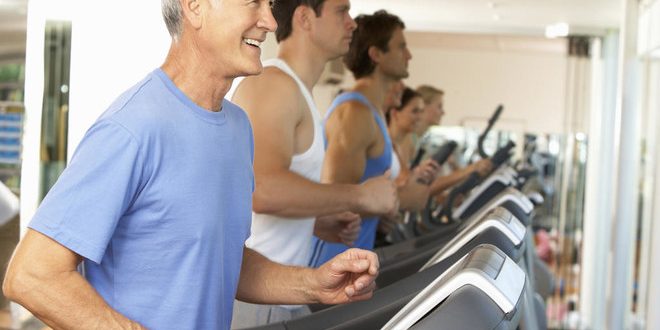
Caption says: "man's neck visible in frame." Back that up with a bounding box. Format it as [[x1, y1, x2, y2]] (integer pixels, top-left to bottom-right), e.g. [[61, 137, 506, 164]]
[[161, 40, 232, 112], [352, 72, 396, 114], [277, 38, 333, 92]]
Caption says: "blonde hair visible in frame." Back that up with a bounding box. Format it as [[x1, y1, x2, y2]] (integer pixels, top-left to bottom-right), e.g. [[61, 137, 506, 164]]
[[416, 85, 444, 105]]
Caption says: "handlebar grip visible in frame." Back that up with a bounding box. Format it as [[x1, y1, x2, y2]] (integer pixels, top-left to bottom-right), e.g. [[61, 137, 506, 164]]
[[410, 148, 426, 169], [431, 141, 457, 165], [491, 141, 516, 166], [478, 104, 504, 158]]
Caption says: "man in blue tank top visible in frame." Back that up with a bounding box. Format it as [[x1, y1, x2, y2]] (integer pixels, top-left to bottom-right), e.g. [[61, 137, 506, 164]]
[[3, 1, 381, 329], [310, 10, 436, 267]]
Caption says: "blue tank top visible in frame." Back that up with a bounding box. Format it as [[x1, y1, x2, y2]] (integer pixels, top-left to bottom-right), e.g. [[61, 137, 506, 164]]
[[309, 92, 393, 267]]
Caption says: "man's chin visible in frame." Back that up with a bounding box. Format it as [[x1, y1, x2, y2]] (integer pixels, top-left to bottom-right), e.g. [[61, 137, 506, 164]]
[[329, 48, 349, 61], [238, 64, 264, 77], [390, 71, 409, 81]]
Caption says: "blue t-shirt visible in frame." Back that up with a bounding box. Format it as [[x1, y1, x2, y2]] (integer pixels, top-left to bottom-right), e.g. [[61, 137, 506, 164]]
[[29, 69, 254, 330]]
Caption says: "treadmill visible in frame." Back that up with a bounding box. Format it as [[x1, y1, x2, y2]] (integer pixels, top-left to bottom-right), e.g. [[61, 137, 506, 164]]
[[241, 244, 526, 330], [377, 207, 526, 289]]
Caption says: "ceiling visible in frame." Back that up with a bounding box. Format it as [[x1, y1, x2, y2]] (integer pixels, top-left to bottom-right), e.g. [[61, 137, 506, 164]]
[[0, 0, 622, 58]]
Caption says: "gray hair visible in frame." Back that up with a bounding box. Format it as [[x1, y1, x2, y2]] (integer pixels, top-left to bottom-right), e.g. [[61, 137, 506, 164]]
[[162, 0, 183, 40]]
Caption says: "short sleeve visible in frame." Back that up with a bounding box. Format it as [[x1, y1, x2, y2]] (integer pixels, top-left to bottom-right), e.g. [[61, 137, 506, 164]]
[[29, 119, 145, 263]]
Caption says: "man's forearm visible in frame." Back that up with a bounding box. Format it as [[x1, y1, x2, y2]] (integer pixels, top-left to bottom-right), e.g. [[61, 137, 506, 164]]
[[398, 180, 430, 211], [235, 248, 317, 305], [237, 248, 380, 307], [4, 267, 142, 330], [254, 170, 365, 218]]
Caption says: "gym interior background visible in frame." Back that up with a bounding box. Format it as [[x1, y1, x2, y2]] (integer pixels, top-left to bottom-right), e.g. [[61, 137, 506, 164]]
[[0, 0, 659, 329]]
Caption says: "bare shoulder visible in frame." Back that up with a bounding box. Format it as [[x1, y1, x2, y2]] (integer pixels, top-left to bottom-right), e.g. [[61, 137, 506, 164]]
[[232, 67, 303, 117], [326, 100, 377, 147], [242, 66, 297, 90], [328, 100, 376, 132]]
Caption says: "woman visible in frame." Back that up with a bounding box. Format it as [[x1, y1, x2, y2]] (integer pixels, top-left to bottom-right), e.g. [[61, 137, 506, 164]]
[[377, 87, 439, 239], [415, 85, 492, 203]]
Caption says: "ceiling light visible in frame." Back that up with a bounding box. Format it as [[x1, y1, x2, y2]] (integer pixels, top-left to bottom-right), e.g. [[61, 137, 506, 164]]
[[545, 22, 570, 38]]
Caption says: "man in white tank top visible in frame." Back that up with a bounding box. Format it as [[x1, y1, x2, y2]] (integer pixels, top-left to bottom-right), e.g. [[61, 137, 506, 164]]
[[230, 0, 399, 327]]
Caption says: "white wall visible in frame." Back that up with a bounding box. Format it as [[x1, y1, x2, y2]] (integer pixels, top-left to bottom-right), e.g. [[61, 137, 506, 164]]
[[20, 0, 171, 236], [22, 1, 283, 235], [68, 3, 283, 159], [309, 32, 569, 135], [68, 1, 172, 157], [405, 32, 568, 134]]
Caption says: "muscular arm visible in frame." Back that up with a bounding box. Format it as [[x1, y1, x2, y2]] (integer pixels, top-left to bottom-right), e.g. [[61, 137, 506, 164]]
[[232, 71, 367, 218], [322, 102, 376, 185], [2, 229, 144, 330], [236, 247, 378, 305]]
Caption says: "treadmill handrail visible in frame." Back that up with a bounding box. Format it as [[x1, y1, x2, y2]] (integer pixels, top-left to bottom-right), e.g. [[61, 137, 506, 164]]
[[437, 142, 515, 223], [430, 141, 457, 166], [437, 171, 481, 222], [414, 141, 457, 185], [491, 140, 516, 168], [452, 167, 516, 219], [456, 187, 534, 226], [410, 148, 426, 169], [477, 104, 503, 158]]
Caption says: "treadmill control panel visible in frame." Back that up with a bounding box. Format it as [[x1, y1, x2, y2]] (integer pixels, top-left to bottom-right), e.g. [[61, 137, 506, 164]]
[[420, 207, 525, 270], [382, 244, 526, 330]]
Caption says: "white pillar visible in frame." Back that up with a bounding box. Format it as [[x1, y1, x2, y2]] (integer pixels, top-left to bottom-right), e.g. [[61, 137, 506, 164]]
[[641, 61, 660, 330], [579, 34, 617, 330], [606, 0, 642, 328]]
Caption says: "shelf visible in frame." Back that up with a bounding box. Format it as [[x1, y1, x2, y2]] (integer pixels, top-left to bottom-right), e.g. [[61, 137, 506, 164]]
[[0, 82, 24, 89], [0, 63, 24, 192], [0, 101, 23, 108]]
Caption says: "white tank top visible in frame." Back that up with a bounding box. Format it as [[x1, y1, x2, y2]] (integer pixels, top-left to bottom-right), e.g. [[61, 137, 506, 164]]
[[241, 58, 325, 267], [390, 147, 401, 179]]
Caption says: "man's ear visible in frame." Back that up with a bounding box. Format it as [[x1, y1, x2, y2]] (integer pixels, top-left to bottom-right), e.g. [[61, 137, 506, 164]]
[[181, 0, 204, 30], [368, 45, 382, 65], [389, 108, 399, 121], [294, 5, 315, 32]]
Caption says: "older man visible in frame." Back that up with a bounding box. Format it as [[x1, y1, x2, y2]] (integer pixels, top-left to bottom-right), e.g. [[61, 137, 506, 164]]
[[2, 1, 379, 329]]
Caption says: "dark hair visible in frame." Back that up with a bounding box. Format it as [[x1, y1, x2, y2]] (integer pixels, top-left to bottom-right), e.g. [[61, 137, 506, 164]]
[[344, 10, 405, 79], [386, 87, 419, 124], [272, 0, 326, 42]]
